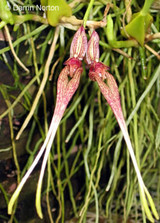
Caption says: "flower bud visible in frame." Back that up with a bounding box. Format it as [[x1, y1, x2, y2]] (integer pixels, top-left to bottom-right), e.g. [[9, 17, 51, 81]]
[[70, 26, 87, 60], [86, 30, 100, 65]]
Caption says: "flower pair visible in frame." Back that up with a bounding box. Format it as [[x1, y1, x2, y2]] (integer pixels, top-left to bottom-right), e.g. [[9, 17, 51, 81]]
[[8, 26, 159, 222]]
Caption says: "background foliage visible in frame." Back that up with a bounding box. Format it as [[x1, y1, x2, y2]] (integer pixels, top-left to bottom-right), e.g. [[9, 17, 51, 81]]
[[0, 0, 160, 222]]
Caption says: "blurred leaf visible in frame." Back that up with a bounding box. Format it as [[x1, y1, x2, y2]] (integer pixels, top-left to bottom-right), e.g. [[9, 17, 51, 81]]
[[47, 0, 72, 26], [0, 0, 14, 25], [155, 123, 160, 150], [121, 12, 153, 46]]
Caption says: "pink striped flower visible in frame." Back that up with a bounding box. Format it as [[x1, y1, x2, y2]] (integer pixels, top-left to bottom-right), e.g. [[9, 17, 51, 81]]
[[8, 26, 87, 219], [86, 30, 159, 222]]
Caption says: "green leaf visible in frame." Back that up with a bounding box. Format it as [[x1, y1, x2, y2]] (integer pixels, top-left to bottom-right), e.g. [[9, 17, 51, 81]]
[[106, 15, 138, 48], [155, 123, 160, 150], [106, 14, 115, 43], [0, 0, 14, 25], [47, 0, 72, 26], [40, 0, 48, 6], [121, 12, 153, 46]]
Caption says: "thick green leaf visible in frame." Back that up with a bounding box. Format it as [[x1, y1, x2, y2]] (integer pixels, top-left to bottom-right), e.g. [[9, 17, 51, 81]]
[[106, 15, 138, 48], [40, 0, 48, 7], [47, 0, 72, 26], [121, 12, 153, 46], [0, 0, 14, 25]]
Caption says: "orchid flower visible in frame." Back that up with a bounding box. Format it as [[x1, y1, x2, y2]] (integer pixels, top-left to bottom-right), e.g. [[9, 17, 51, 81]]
[[8, 26, 87, 218], [86, 31, 159, 222]]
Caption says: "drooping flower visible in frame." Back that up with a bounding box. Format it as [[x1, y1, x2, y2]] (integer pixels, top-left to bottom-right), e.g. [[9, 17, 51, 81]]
[[8, 26, 87, 219], [86, 30, 159, 222]]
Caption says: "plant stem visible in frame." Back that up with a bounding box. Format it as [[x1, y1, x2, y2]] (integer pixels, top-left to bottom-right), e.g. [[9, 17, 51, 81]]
[[83, 0, 95, 27], [16, 27, 60, 139], [8, 116, 55, 215], [0, 20, 6, 29], [13, 14, 48, 25], [128, 48, 140, 166], [141, 0, 154, 15], [0, 24, 48, 54], [4, 25, 29, 73]]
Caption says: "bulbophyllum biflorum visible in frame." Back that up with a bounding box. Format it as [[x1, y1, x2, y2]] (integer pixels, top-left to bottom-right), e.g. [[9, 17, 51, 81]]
[[86, 30, 159, 223], [8, 26, 159, 222], [8, 26, 87, 218]]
